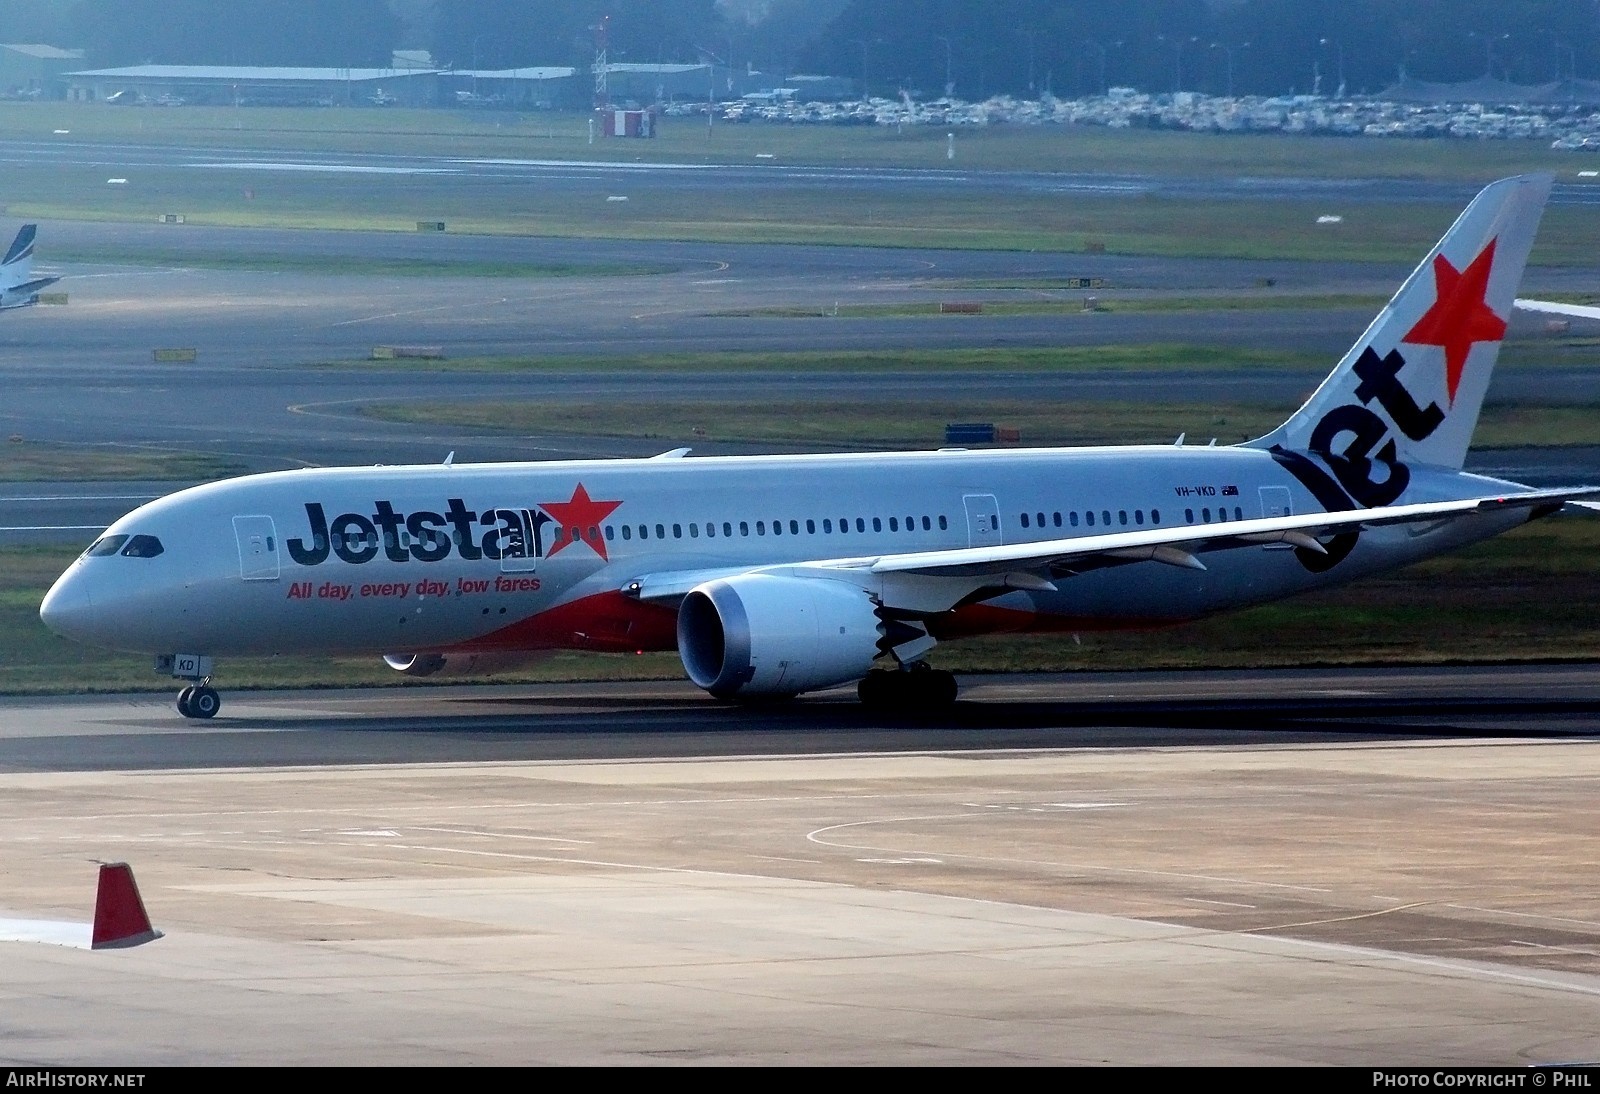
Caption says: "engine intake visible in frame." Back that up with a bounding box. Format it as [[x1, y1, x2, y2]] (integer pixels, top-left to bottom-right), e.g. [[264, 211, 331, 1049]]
[[677, 575, 884, 699]]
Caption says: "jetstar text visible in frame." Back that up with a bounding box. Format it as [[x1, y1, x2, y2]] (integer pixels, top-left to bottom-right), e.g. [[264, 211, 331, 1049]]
[[286, 500, 554, 567]]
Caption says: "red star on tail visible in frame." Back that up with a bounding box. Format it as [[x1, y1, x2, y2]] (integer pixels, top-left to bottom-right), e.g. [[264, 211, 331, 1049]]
[[1401, 239, 1506, 405], [540, 483, 622, 560]]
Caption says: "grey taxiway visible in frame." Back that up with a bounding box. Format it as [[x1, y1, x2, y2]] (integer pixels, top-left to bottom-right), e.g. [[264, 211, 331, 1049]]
[[3, 667, 1600, 1065]]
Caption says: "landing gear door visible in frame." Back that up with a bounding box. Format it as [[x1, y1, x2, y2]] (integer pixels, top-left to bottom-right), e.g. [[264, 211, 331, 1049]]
[[232, 515, 280, 581], [963, 494, 1002, 548]]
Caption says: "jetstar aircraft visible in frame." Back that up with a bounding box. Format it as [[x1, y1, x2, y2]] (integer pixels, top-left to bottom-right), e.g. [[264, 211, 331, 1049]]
[[0, 224, 59, 311], [39, 173, 1600, 718]]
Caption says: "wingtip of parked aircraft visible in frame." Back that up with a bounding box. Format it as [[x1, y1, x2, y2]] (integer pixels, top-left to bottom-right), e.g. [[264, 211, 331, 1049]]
[[91, 862, 162, 949]]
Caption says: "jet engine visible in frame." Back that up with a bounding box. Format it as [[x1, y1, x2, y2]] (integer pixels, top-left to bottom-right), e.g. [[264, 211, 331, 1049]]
[[676, 574, 884, 699]]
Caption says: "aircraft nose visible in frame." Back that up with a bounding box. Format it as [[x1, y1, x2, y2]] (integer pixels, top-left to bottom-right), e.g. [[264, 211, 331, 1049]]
[[39, 569, 95, 643]]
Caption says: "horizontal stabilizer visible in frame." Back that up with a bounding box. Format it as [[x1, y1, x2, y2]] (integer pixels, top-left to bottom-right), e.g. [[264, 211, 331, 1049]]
[[1515, 298, 1600, 321], [7, 275, 60, 296]]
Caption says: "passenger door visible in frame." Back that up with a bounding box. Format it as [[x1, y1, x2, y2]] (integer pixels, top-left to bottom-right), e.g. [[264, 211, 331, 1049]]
[[232, 515, 280, 581], [963, 494, 1002, 548]]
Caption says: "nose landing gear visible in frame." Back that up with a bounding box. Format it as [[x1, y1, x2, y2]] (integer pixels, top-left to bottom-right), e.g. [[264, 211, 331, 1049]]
[[158, 654, 221, 719], [176, 680, 221, 719]]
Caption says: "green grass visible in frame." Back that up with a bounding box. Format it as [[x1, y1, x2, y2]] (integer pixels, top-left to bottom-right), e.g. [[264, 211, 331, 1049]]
[[0, 441, 246, 482], [361, 397, 1276, 447], [55, 247, 681, 278], [712, 293, 1390, 319], [356, 396, 1600, 451], [7, 103, 1600, 262], [9, 518, 1600, 695], [0, 103, 1587, 180], [320, 343, 1329, 375]]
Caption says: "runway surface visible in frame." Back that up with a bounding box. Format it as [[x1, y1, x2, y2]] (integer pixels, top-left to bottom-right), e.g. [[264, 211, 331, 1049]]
[[2, 667, 1600, 1065]]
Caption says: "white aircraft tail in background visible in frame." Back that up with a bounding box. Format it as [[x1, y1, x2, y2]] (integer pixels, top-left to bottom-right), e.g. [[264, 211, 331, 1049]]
[[0, 223, 60, 311]]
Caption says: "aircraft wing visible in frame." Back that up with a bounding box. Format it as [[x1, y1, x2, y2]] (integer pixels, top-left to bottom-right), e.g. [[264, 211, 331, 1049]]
[[1515, 298, 1600, 320], [624, 487, 1600, 607], [863, 487, 1600, 580]]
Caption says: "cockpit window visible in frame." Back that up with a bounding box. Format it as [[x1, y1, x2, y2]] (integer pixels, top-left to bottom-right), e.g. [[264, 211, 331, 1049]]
[[84, 535, 128, 558], [121, 535, 164, 558]]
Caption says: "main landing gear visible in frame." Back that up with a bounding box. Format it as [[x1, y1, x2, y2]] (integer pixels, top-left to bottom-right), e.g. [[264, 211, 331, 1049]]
[[856, 662, 959, 711], [176, 680, 221, 719]]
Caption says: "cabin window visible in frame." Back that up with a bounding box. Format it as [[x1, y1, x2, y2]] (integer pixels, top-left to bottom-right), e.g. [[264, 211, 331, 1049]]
[[823, 518, 833, 533], [1020, 513, 1030, 529], [772, 520, 783, 536], [923, 516, 932, 531], [622, 525, 632, 541], [1185, 509, 1194, 523], [1069, 512, 1079, 527], [1152, 509, 1161, 524], [856, 518, 866, 532], [1118, 510, 1128, 526], [672, 524, 682, 539], [1202, 508, 1212, 522], [756, 521, 766, 535], [689, 523, 699, 538], [1134, 511, 1144, 526], [655, 524, 665, 539], [704, 522, 714, 538], [1053, 512, 1062, 527], [1085, 511, 1095, 527], [1036, 511, 1045, 528], [938, 515, 948, 530], [872, 517, 882, 532], [1101, 510, 1111, 526], [740, 521, 749, 536], [605, 526, 615, 541], [723, 522, 733, 537], [1235, 506, 1244, 521], [807, 519, 816, 534], [890, 517, 900, 532]]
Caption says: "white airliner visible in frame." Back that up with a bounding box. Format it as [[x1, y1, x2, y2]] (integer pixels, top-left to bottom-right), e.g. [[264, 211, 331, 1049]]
[[39, 173, 1600, 718], [0, 223, 60, 311]]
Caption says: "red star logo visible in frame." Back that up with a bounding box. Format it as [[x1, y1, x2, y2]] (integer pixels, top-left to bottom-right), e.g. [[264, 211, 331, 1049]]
[[1401, 239, 1506, 405], [540, 483, 622, 560]]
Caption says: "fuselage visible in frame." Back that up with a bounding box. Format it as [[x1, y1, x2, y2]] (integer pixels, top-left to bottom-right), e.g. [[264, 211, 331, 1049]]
[[39, 443, 1531, 661]]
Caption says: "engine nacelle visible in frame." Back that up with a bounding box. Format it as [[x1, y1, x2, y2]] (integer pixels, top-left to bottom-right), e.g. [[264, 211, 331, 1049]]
[[677, 575, 884, 699], [382, 652, 545, 678]]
